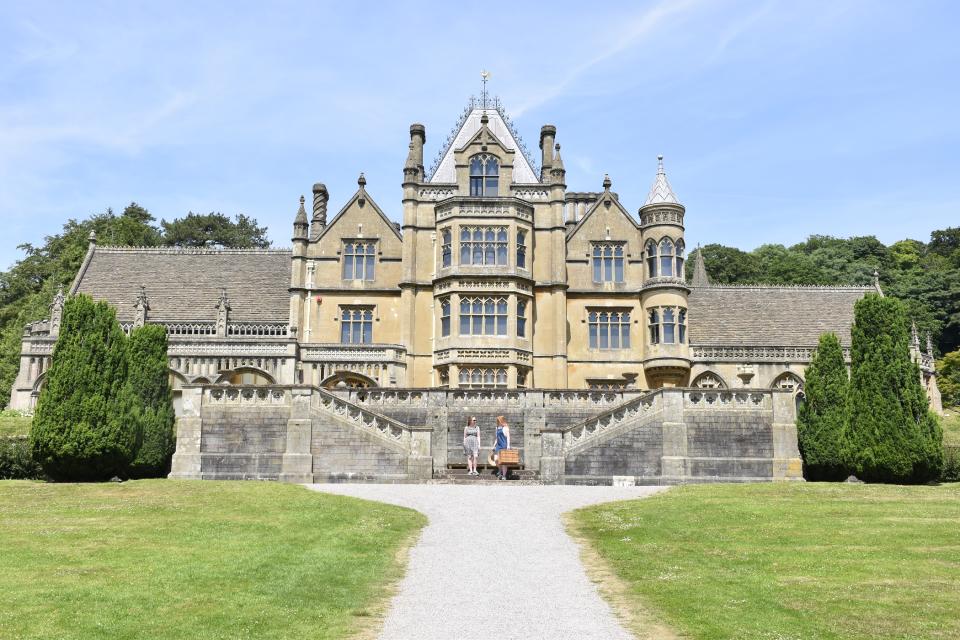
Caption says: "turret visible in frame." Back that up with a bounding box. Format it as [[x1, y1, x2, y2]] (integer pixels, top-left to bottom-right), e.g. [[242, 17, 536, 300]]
[[638, 155, 690, 388], [293, 195, 309, 243]]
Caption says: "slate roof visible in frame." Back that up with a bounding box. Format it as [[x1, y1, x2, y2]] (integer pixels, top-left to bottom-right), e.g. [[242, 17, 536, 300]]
[[687, 285, 874, 347], [71, 246, 292, 323]]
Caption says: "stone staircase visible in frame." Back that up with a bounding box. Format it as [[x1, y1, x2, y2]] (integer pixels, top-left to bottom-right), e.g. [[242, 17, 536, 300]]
[[431, 467, 541, 485]]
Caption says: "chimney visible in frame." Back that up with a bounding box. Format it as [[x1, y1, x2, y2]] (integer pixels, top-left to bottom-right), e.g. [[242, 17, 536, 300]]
[[408, 123, 426, 179], [311, 183, 328, 237], [540, 125, 556, 179]]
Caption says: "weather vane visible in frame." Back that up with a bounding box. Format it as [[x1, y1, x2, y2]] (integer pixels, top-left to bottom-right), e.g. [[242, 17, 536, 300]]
[[481, 70, 491, 108]]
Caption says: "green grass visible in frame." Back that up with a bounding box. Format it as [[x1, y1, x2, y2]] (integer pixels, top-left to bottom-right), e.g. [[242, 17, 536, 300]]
[[571, 483, 960, 640], [0, 480, 426, 640], [941, 407, 960, 446], [0, 410, 31, 438]]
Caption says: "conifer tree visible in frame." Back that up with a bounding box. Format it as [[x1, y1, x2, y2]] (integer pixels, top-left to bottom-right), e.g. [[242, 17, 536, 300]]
[[797, 332, 848, 480], [125, 324, 176, 478], [30, 295, 134, 481], [844, 294, 943, 483]]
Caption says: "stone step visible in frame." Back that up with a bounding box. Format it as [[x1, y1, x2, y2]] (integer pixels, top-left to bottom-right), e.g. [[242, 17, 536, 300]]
[[434, 468, 539, 482]]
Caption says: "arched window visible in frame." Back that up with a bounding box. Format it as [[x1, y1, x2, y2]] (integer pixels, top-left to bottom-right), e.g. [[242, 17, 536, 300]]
[[659, 239, 674, 277], [662, 308, 676, 343], [645, 240, 658, 279], [692, 372, 726, 389], [440, 298, 450, 337], [675, 240, 685, 281], [441, 229, 451, 267], [649, 309, 660, 344], [517, 231, 527, 269], [469, 154, 499, 196]]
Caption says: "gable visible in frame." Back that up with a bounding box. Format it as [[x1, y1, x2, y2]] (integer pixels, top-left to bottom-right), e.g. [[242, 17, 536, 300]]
[[566, 192, 640, 251]]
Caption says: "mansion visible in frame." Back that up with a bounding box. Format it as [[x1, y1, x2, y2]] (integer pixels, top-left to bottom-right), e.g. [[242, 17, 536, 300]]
[[7, 96, 942, 484]]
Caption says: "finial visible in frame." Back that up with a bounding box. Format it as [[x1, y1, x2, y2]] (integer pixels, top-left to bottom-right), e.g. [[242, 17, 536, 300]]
[[603, 174, 612, 190], [657, 155, 665, 175], [358, 172, 366, 188], [480, 113, 489, 126], [873, 269, 880, 284], [88, 230, 97, 244], [911, 320, 920, 348], [299, 195, 305, 207], [480, 70, 491, 108], [926, 332, 934, 356]]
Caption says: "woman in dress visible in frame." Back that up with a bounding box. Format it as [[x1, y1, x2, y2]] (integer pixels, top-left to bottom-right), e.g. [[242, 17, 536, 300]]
[[494, 415, 510, 480], [463, 416, 481, 476]]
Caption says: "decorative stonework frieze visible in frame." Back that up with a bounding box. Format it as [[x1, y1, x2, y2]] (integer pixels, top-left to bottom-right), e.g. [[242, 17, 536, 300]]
[[564, 391, 659, 453], [640, 209, 684, 227], [300, 343, 405, 362], [691, 345, 852, 362], [511, 186, 550, 200], [418, 187, 456, 200], [168, 342, 289, 356], [685, 389, 769, 409]]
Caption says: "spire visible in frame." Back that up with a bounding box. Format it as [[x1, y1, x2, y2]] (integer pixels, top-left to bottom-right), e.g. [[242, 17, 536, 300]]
[[643, 155, 680, 206], [550, 143, 565, 184], [692, 245, 711, 287], [926, 332, 934, 356], [133, 285, 150, 329], [293, 195, 309, 241]]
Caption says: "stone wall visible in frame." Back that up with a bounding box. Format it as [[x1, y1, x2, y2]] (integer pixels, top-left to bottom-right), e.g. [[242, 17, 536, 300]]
[[170, 385, 802, 485]]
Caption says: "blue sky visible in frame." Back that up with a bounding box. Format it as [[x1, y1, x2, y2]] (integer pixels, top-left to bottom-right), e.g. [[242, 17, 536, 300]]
[[1, 1, 958, 270]]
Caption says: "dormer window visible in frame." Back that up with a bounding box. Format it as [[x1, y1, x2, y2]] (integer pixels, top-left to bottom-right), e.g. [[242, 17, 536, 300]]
[[469, 154, 499, 197]]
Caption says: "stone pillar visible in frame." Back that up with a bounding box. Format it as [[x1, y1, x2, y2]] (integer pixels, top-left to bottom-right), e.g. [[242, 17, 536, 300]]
[[539, 429, 565, 484], [429, 401, 448, 473], [659, 389, 689, 483], [523, 391, 545, 473], [169, 387, 204, 479], [279, 387, 314, 483], [407, 427, 434, 481], [771, 389, 804, 481]]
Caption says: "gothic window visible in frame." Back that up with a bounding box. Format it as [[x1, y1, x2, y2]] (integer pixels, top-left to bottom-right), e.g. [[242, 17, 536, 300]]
[[459, 296, 508, 336], [772, 372, 804, 393], [659, 239, 674, 278], [675, 240, 685, 280], [342, 241, 376, 280], [692, 372, 726, 389], [459, 367, 507, 389], [469, 154, 500, 197], [438, 367, 450, 388], [649, 309, 660, 344], [440, 298, 450, 337], [592, 242, 625, 283], [340, 307, 373, 344], [517, 369, 529, 388], [460, 226, 508, 266], [517, 230, 527, 269], [645, 240, 658, 278], [588, 309, 631, 349], [517, 299, 528, 337], [648, 306, 687, 345], [662, 308, 676, 343], [441, 229, 452, 268]]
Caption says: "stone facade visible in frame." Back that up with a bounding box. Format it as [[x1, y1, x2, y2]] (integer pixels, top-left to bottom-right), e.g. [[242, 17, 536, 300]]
[[9, 94, 942, 482]]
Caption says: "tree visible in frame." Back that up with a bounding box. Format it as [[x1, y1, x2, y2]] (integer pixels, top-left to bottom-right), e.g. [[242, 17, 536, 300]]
[[935, 349, 960, 408], [124, 324, 176, 478], [161, 212, 270, 249], [797, 333, 849, 480], [30, 295, 135, 481], [844, 294, 943, 483]]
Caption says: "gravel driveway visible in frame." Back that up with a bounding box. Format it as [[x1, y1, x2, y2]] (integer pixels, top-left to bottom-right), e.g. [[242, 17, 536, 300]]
[[307, 483, 666, 640]]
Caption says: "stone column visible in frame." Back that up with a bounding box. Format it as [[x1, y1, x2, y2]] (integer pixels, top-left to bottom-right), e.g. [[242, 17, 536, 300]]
[[169, 387, 204, 479], [539, 428, 565, 484], [659, 389, 688, 483], [407, 427, 434, 481], [771, 390, 804, 481], [429, 399, 448, 472], [522, 391, 545, 473], [279, 387, 314, 483]]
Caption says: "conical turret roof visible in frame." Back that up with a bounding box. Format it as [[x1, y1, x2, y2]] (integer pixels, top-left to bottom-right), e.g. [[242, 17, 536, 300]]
[[644, 155, 680, 206]]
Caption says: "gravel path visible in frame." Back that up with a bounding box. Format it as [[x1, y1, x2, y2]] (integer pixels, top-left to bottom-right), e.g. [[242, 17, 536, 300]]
[[306, 483, 666, 640]]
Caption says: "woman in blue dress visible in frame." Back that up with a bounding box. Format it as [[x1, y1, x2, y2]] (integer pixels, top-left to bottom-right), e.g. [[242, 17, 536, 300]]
[[494, 415, 510, 480]]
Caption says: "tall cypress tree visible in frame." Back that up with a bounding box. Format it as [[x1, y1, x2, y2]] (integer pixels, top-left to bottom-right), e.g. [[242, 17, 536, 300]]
[[797, 332, 848, 481], [845, 294, 943, 483], [30, 295, 134, 481], [125, 324, 176, 478]]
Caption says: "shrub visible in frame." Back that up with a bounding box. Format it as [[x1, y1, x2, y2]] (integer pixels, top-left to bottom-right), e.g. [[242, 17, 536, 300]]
[[30, 295, 135, 481], [797, 333, 848, 480], [942, 446, 960, 483], [0, 437, 43, 479], [844, 294, 943, 483], [125, 324, 176, 478]]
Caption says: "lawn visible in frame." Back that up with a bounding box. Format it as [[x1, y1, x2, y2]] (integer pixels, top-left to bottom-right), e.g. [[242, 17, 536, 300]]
[[942, 407, 960, 446], [570, 483, 960, 640], [0, 410, 31, 438], [0, 480, 426, 640]]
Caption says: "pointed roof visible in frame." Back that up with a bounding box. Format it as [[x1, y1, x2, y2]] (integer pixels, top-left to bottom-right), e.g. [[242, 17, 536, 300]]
[[427, 97, 539, 184], [691, 246, 710, 287], [643, 155, 681, 206]]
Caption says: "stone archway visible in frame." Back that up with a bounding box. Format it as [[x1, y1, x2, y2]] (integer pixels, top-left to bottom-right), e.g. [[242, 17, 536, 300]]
[[320, 372, 377, 390]]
